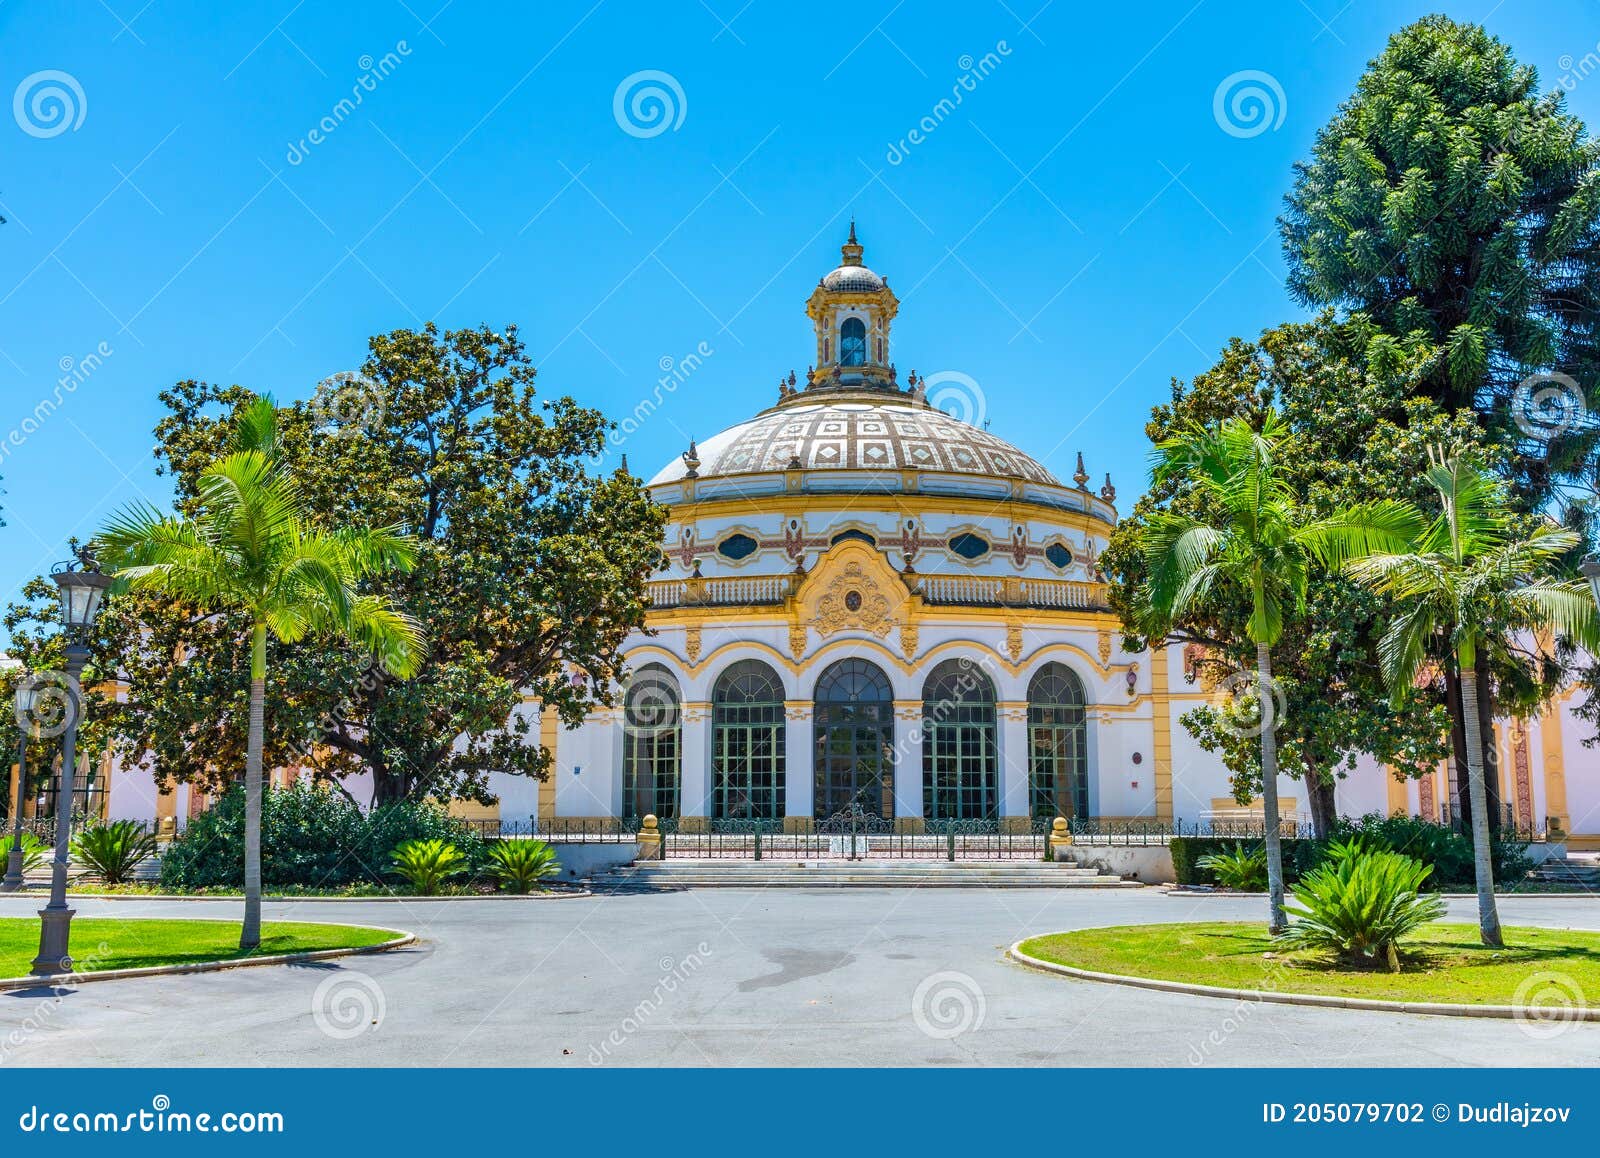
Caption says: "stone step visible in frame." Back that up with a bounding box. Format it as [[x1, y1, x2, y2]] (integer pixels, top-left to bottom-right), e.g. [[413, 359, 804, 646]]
[[596, 860, 1138, 888], [1530, 861, 1600, 884]]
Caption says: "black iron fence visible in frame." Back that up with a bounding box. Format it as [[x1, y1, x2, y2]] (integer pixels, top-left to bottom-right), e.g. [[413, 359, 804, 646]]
[[448, 810, 1559, 855], [454, 817, 644, 843], [662, 821, 1052, 861], [0, 814, 85, 842]]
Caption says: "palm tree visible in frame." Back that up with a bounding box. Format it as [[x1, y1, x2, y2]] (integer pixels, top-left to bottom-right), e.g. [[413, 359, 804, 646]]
[[1333, 449, 1596, 946], [97, 397, 423, 949], [1139, 412, 1409, 932]]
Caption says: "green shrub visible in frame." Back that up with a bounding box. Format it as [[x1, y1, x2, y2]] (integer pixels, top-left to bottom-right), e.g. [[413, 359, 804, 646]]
[[486, 839, 560, 893], [1172, 836, 1312, 885], [71, 820, 157, 884], [1195, 843, 1268, 890], [391, 838, 469, 895], [1278, 839, 1446, 971], [1172, 815, 1531, 890], [1327, 814, 1530, 890], [0, 831, 48, 874], [159, 783, 486, 890]]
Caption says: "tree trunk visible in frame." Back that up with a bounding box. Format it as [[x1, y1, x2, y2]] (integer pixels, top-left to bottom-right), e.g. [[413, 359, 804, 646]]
[[1457, 648, 1503, 948], [1446, 665, 1469, 831], [1476, 666, 1502, 835], [241, 623, 266, 952], [1446, 663, 1501, 835], [1257, 642, 1287, 933], [1304, 763, 1337, 840]]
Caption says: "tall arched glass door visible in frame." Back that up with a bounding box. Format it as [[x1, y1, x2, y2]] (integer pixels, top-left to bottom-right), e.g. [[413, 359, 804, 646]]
[[712, 660, 787, 821], [1028, 663, 1088, 820], [921, 658, 998, 822], [813, 658, 895, 819], [622, 665, 682, 820]]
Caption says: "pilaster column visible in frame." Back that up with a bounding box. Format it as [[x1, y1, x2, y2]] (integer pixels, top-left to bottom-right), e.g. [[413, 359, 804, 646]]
[[679, 702, 712, 819], [998, 701, 1030, 820], [892, 701, 923, 821], [784, 702, 813, 827], [537, 704, 559, 825], [1150, 643, 1174, 823], [1540, 701, 1570, 836]]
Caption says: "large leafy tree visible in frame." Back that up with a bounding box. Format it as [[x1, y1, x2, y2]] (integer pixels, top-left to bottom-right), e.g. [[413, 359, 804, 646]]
[[1280, 13, 1600, 797], [97, 397, 423, 950], [1333, 452, 1597, 946], [1104, 318, 1469, 839], [1281, 14, 1600, 504], [5, 323, 668, 809]]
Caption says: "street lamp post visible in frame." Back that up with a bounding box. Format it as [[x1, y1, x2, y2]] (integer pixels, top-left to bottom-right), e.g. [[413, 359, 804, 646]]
[[31, 550, 112, 978], [1, 681, 39, 892], [1583, 557, 1600, 614]]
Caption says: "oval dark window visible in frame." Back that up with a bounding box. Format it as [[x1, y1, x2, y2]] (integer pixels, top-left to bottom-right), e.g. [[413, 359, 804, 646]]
[[1045, 542, 1072, 569], [717, 533, 759, 561], [948, 533, 990, 560]]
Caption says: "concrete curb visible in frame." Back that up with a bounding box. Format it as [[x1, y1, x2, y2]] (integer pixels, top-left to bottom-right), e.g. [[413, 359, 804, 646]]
[[49, 888, 593, 903], [1006, 934, 1600, 1022], [1, 923, 417, 992], [1162, 887, 1600, 899]]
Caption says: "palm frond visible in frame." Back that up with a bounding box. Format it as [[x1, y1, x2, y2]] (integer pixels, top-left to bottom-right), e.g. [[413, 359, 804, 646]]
[[1299, 500, 1426, 568], [1377, 601, 1441, 701], [1510, 582, 1600, 650], [231, 395, 282, 462]]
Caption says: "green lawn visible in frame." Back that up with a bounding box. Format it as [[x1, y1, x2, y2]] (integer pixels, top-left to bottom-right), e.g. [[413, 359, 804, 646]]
[[1, 917, 400, 978], [1018, 922, 1600, 1004]]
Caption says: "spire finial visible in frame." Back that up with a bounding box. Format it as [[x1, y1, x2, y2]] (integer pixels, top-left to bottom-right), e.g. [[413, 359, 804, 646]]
[[1073, 451, 1090, 490], [841, 219, 864, 266]]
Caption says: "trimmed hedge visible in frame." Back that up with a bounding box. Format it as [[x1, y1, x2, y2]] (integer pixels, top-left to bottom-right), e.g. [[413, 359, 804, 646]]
[[1171, 814, 1532, 889], [159, 783, 487, 890]]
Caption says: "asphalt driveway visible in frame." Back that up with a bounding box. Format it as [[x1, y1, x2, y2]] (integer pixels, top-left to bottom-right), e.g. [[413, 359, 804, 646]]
[[3, 888, 1597, 1067]]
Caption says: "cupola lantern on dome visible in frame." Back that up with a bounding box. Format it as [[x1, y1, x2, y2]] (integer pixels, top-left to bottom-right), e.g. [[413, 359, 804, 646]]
[[805, 221, 899, 393], [643, 224, 1107, 502]]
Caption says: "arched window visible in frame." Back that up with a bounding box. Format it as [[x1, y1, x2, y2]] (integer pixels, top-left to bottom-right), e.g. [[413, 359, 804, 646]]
[[840, 317, 867, 366], [712, 660, 787, 822], [921, 658, 998, 822], [1028, 663, 1088, 819], [813, 659, 895, 819], [622, 665, 682, 819]]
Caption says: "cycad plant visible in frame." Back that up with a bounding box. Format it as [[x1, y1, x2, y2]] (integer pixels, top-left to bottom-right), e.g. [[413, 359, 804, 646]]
[[1331, 449, 1597, 946], [70, 820, 158, 885], [97, 397, 424, 949], [1139, 411, 1409, 931], [0, 832, 48, 875], [391, 838, 469, 895], [1278, 839, 1446, 972], [485, 839, 560, 893], [1195, 843, 1269, 891]]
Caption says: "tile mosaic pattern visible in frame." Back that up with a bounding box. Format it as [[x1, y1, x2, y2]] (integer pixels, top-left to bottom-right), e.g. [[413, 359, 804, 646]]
[[692, 402, 1060, 485]]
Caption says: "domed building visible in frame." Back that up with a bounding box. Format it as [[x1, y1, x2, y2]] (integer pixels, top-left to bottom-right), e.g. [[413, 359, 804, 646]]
[[549, 225, 1168, 834], [88, 227, 1590, 861]]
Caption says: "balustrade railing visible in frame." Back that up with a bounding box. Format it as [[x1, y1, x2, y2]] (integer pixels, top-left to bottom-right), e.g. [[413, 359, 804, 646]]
[[643, 572, 1109, 611]]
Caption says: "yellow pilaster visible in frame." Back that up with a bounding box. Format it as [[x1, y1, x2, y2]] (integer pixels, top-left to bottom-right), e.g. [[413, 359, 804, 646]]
[[538, 703, 559, 824], [1541, 702, 1569, 836], [1384, 765, 1408, 818], [1150, 643, 1173, 823]]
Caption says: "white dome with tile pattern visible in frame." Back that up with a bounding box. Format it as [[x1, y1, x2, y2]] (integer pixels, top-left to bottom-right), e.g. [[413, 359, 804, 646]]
[[647, 396, 1060, 487]]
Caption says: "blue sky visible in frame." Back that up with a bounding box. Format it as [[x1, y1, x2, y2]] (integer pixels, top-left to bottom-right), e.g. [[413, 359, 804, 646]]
[[1, 0, 1592, 643]]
